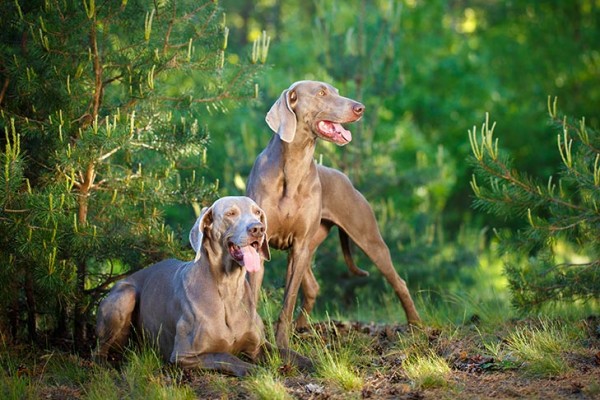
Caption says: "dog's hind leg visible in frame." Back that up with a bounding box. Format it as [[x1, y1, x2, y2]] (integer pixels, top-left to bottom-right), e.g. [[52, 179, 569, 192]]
[[95, 282, 137, 359]]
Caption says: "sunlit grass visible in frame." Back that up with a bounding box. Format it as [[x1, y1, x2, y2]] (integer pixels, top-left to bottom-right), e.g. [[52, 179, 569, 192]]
[[535, 299, 600, 320], [299, 316, 364, 392], [505, 320, 581, 377], [2, 276, 595, 400], [317, 352, 363, 392], [84, 344, 194, 400], [246, 371, 291, 400], [233, 290, 297, 400], [403, 352, 452, 389]]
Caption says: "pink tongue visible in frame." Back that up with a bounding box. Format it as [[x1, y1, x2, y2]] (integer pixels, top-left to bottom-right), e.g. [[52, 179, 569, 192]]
[[241, 245, 261, 273], [333, 123, 352, 143], [318, 121, 352, 143]]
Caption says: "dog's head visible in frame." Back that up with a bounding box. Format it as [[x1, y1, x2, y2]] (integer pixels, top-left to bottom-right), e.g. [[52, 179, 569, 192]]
[[189, 196, 270, 273], [266, 80, 365, 145]]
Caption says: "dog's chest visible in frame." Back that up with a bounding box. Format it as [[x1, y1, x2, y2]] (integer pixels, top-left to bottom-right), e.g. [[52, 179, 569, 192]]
[[268, 208, 316, 250], [207, 306, 262, 353], [267, 192, 322, 250]]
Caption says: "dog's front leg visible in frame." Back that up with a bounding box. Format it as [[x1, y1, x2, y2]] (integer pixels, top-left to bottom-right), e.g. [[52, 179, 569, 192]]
[[259, 342, 314, 372], [276, 245, 312, 348], [173, 352, 257, 377], [170, 319, 257, 377]]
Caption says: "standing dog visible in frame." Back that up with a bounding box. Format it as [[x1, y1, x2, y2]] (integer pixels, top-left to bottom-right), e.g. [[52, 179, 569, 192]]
[[247, 81, 420, 349], [95, 196, 308, 376]]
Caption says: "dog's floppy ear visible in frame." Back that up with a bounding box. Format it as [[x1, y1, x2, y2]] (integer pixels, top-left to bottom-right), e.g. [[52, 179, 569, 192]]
[[260, 239, 271, 261], [189, 206, 213, 262], [265, 88, 297, 143]]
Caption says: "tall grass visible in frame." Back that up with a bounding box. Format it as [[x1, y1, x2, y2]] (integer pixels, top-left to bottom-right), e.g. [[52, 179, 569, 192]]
[[245, 290, 298, 400], [1, 283, 596, 399], [0, 340, 38, 400], [505, 319, 582, 377], [84, 345, 195, 400], [1, 371, 37, 400], [84, 368, 121, 400], [300, 316, 364, 392], [403, 352, 452, 389], [246, 371, 292, 400], [42, 352, 93, 387]]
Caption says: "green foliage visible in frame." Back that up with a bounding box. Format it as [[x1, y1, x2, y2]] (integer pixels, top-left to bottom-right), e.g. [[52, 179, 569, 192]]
[[0, 0, 263, 342], [469, 103, 600, 309]]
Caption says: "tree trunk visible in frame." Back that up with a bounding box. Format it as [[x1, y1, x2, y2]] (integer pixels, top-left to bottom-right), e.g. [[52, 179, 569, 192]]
[[8, 296, 19, 342], [54, 301, 67, 339], [24, 267, 37, 342], [73, 259, 87, 344], [72, 15, 102, 344]]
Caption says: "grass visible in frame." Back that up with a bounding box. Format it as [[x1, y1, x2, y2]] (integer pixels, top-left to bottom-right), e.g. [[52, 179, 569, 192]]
[[0, 291, 597, 399], [317, 351, 363, 392], [84, 368, 120, 400], [505, 319, 582, 377], [246, 371, 291, 400], [260, 302, 364, 393], [1, 370, 37, 400], [402, 352, 452, 389], [300, 316, 364, 392], [83, 345, 195, 400]]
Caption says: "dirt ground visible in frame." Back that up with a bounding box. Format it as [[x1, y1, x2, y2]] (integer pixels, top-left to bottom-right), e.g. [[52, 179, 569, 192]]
[[21, 317, 600, 399], [179, 319, 600, 400]]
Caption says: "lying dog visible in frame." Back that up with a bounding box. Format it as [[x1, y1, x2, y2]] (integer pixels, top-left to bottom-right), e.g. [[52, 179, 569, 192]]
[[95, 196, 308, 376]]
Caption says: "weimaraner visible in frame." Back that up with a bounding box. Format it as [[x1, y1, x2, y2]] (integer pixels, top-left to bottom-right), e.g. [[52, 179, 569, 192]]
[[246, 81, 420, 349], [95, 196, 309, 376]]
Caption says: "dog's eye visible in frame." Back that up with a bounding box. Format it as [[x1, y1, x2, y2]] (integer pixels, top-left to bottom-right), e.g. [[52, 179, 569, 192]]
[[254, 209, 262, 217], [225, 209, 238, 217], [317, 89, 326, 96]]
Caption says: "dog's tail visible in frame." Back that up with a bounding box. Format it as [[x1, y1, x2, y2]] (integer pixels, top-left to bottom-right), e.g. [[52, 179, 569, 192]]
[[339, 228, 369, 277]]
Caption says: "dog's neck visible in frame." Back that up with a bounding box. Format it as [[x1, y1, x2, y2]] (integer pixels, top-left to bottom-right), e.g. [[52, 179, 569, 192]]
[[196, 247, 246, 287], [275, 128, 318, 191]]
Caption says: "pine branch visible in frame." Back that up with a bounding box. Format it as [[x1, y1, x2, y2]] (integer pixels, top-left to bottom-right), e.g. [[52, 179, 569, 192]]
[[471, 106, 600, 309]]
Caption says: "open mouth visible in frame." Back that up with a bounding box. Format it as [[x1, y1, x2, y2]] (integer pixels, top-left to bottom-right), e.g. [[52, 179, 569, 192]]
[[228, 240, 261, 273], [316, 120, 353, 145]]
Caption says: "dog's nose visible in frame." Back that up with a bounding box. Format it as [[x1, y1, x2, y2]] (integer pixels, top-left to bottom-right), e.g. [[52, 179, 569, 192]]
[[248, 222, 265, 237], [353, 102, 365, 116]]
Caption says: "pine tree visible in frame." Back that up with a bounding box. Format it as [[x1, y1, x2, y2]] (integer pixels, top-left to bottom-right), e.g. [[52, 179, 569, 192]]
[[0, 0, 266, 344], [469, 99, 600, 309]]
